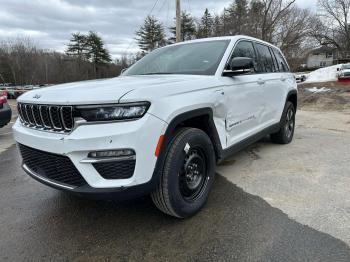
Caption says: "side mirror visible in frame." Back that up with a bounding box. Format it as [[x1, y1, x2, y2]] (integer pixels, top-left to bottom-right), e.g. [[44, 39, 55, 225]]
[[120, 68, 127, 75], [224, 57, 254, 76], [337, 68, 340, 71]]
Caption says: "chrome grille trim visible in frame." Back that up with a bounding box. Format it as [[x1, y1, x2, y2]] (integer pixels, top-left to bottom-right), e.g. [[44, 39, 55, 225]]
[[18, 103, 74, 133], [31, 105, 42, 127], [49, 106, 62, 130], [25, 104, 34, 125], [60, 106, 73, 131]]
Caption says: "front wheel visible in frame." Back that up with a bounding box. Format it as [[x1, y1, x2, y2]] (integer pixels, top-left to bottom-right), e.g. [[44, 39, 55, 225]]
[[271, 101, 295, 144], [151, 128, 216, 218]]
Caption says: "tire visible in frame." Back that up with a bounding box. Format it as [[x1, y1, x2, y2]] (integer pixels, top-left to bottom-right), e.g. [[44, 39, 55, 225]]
[[151, 128, 216, 218], [271, 101, 295, 144]]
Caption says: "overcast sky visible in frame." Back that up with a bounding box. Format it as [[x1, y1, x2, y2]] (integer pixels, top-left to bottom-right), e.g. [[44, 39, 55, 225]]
[[0, 0, 317, 59]]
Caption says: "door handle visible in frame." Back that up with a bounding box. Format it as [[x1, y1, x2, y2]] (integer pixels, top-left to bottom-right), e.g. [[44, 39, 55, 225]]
[[257, 79, 265, 85], [215, 89, 225, 95], [281, 76, 287, 81]]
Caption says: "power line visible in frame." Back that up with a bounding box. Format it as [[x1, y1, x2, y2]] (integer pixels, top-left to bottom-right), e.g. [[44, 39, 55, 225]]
[[123, 0, 160, 55], [149, 0, 160, 15], [156, 0, 168, 16], [187, 0, 192, 14], [165, 0, 170, 28]]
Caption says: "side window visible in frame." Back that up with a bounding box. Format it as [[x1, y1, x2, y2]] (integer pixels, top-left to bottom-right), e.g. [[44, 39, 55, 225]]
[[255, 43, 276, 73], [230, 41, 258, 73], [269, 47, 279, 72], [272, 48, 289, 72]]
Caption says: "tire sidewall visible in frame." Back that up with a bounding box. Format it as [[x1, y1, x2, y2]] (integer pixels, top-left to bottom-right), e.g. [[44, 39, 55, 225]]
[[164, 129, 216, 218], [282, 102, 295, 143]]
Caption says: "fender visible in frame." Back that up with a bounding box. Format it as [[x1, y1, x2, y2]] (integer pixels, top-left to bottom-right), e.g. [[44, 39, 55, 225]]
[[275, 89, 298, 126], [149, 108, 224, 188], [286, 89, 298, 110], [159, 108, 223, 161]]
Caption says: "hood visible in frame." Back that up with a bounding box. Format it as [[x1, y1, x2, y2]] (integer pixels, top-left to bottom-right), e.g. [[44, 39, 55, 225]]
[[18, 75, 220, 105]]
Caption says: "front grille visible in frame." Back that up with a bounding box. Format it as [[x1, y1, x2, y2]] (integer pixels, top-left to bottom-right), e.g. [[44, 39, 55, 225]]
[[19, 144, 87, 187], [93, 160, 136, 180], [18, 103, 74, 132]]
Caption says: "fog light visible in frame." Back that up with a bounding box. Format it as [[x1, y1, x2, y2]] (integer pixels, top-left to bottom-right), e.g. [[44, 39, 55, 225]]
[[88, 149, 135, 158]]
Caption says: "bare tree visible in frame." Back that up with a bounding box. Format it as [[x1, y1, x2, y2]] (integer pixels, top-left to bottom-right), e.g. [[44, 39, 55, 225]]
[[261, 0, 297, 41], [316, 0, 350, 50]]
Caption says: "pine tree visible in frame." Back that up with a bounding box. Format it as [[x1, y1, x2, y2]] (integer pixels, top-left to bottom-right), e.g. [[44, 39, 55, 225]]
[[248, 0, 265, 38], [66, 32, 89, 60], [198, 9, 214, 38], [86, 31, 111, 64], [221, 8, 230, 36], [235, 0, 248, 34], [169, 11, 197, 43], [136, 16, 166, 52], [227, 0, 249, 35], [213, 14, 223, 37]]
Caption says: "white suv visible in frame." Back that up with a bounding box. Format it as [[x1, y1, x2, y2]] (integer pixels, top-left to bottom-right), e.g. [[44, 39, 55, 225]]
[[13, 36, 297, 218]]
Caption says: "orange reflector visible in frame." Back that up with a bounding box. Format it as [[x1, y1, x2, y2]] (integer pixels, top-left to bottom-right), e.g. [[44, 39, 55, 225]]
[[155, 135, 164, 157]]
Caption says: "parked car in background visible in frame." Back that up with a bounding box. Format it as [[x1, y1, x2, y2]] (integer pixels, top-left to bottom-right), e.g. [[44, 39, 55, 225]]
[[337, 64, 350, 79], [0, 91, 12, 128], [0, 87, 15, 99], [295, 73, 307, 83]]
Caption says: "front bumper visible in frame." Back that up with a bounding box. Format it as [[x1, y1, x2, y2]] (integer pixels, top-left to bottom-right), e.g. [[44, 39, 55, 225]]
[[13, 113, 167, 194], [22, 163, 157, 200], [0, 104, 12, 127]]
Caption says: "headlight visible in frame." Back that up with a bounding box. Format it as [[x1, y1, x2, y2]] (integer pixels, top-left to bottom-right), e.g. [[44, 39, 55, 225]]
[[77, 102, 150, 122]]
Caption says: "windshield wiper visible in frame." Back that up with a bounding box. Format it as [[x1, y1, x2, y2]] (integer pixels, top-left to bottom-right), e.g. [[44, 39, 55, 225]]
[[137, 72, 177, 75]]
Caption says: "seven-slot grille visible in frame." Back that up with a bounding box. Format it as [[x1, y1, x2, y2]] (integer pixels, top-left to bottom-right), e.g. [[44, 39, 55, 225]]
[[18, 103, 74, 132]]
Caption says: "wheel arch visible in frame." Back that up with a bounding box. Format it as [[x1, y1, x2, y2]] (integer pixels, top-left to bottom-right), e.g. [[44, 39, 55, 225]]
[[162, 108, 223, 159], [151, 108, 223, 188], [286, 89, 298, 110]]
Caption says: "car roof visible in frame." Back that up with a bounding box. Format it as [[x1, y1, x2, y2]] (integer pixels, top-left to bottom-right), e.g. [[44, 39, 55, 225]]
[[170, 35, 278, 49]]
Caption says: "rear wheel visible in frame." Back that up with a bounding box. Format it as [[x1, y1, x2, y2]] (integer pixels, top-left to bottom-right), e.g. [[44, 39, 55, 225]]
[[151, 128, 216, 218], [271, 101, 295, 144]]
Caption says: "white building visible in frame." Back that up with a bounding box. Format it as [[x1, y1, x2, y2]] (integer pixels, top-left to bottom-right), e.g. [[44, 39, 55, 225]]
[[306, 46, 336, 69]]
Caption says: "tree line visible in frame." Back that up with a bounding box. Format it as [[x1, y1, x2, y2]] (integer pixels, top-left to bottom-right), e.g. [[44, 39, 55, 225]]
[[0, 32, 119, 86], [134, 0, 350, 70], [1, 0, 349, 86]]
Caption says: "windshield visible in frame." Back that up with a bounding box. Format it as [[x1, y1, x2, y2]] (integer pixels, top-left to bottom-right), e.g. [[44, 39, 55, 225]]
[[124, 40, 230, 76], [342, 64, 350, 69]]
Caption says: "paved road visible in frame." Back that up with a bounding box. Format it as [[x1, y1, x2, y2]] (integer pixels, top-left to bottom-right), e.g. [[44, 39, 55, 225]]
[[0, 106, 350, 261]]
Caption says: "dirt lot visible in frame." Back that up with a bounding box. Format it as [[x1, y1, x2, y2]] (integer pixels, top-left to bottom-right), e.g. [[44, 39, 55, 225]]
[[0, 86, 349, 261], [298, 81, 350, 111]]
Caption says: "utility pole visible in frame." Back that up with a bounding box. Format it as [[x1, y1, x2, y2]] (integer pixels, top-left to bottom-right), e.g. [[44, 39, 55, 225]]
[[176, 0, 182, 42]]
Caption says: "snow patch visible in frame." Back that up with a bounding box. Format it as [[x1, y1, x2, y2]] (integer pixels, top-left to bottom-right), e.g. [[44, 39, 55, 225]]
[[306, 87, 332, 93], [304, 64, 341, 83]]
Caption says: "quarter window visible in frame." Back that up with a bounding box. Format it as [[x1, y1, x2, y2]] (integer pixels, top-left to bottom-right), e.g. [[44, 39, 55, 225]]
[[255, 43, 276, 73], [269, 47, 279, 72], [272, 48, 289, 72]]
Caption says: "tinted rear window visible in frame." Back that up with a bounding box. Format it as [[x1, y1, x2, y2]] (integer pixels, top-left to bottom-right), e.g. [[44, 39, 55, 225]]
[[272, 48, 289, 72], [255, 43, 276, 73]]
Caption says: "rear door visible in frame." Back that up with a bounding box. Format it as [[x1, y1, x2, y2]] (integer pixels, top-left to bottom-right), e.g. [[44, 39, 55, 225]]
[[222, 40, 265, 147], [271, 48, 293, 120], [254, 43, 284, 125]]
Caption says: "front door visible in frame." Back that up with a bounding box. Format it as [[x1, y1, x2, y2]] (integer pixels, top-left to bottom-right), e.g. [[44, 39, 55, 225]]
[[222, 40, 265, 148]]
